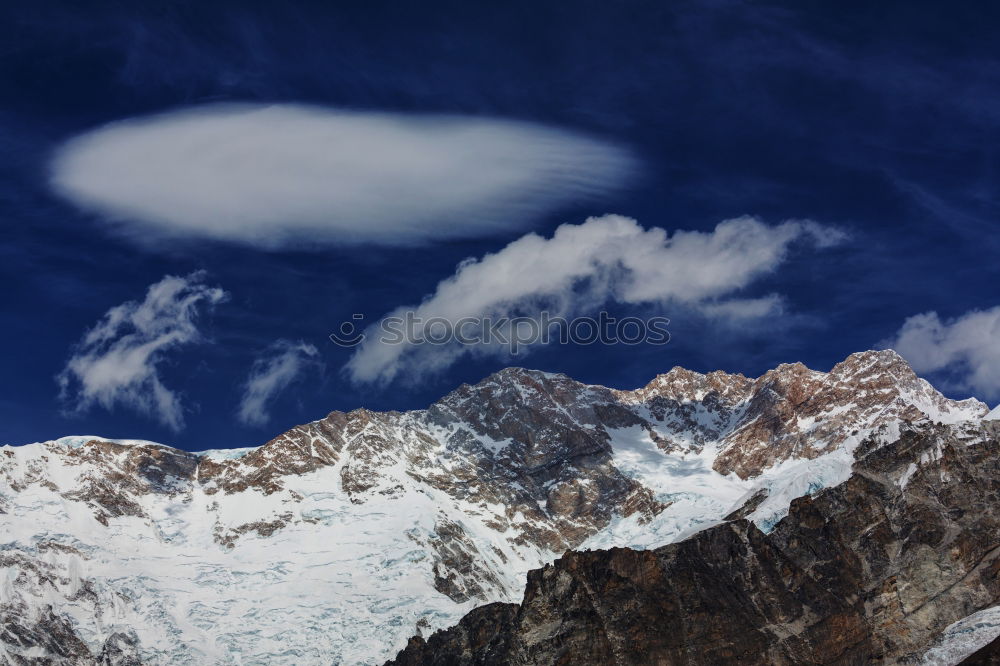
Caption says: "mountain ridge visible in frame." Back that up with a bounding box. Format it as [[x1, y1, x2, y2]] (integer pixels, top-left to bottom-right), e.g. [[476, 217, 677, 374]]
[[0, 350, 990, 664]]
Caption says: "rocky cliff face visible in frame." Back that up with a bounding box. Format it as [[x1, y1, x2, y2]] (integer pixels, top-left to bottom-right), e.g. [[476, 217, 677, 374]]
[[0, 350, 988, 664], [388, 419, 1000, 665]]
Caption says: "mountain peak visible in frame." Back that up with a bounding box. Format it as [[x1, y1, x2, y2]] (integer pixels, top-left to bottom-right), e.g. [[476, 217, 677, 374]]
[[833, 348, 914, 376]]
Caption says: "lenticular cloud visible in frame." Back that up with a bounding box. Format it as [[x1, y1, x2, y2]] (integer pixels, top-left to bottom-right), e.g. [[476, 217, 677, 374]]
[[50, 104, 636, 247]]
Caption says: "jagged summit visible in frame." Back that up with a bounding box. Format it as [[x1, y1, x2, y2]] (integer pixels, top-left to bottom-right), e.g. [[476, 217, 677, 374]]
[[20, 349, 979, 460], [1, 351, 991, 665], [434, 366, 579, 410], [840, 347, 910, 366]]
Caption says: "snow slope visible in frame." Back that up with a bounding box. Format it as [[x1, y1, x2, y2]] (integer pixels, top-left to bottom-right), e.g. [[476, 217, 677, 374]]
[[922, 606, 1000, 665]]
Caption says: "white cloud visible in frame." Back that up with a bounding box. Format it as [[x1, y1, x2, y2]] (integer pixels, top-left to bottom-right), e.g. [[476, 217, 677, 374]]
[[50, 104, 636, 248], [237, 340, 320, 427], [57, 272, 227, 431], [698, 294, 786, 320], [346, 214, 846, 384], [884, 306, 1000, 399]]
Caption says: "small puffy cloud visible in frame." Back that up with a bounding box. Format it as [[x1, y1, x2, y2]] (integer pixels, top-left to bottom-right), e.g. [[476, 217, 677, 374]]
[[49, 104, 636, 248], [57, 272, 227, 431], [237, 340, 320, 427], [884, 306, 1000, 400], [346, 214, 846, 384]]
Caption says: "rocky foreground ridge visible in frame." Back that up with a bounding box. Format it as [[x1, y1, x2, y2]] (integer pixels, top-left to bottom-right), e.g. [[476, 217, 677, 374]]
[[0, 350, 992, 664]]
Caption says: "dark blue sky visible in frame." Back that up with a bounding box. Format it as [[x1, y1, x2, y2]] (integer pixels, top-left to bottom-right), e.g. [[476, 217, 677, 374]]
[[2, 0, 999, 450]]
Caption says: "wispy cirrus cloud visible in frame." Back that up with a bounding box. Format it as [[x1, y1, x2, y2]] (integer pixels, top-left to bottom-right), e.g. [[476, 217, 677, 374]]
[[50, 104, 636, 248], [883, 306, 1000, 400], [57, 272, 227, 431], [237, 340, 320, 427], [346, 214, 847, 385]]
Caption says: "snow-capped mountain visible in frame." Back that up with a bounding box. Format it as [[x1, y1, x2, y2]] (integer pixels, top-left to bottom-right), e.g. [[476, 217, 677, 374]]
[[0, 350, 988, 665]]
